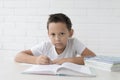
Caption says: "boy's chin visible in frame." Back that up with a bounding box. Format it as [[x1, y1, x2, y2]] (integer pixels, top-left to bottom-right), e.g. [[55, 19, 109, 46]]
[[55, 46, 63, 49], [55, 46, 64, 50], [54, 44, 66, 50]]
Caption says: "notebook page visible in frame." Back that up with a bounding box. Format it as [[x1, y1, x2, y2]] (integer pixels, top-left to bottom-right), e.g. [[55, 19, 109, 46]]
[[23, 64, 60, 74], [60, 62, 94, 75]]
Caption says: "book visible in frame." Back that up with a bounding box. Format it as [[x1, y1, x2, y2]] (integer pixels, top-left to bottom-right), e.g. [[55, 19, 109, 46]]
[[22, 62, 96, 77], [85, 55, 120, 72]]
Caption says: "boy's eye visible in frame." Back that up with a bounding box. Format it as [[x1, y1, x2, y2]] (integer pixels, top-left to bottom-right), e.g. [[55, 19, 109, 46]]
[[51, 33, 55, 36], [60, 32, 65, 36]]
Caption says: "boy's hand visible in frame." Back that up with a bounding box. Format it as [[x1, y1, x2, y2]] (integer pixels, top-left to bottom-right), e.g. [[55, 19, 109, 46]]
[[36, 55, 52, 65], [52, 58, 67, 65]]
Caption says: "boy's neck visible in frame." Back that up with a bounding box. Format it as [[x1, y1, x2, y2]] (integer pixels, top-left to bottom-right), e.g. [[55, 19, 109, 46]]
[[55, 48, 65, 55]]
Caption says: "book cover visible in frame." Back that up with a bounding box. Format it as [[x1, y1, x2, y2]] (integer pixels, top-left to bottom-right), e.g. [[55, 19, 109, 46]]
[[85, 55, 120, 64], [85, 55, 120, 72]]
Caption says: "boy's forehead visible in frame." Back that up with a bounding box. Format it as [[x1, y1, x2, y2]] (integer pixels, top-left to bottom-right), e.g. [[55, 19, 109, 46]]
[[48, 24, 69, 33], [49, 22, 68, 29]]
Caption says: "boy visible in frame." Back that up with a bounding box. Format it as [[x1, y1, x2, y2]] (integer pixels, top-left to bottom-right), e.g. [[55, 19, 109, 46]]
[[15, 13, 95, 65]]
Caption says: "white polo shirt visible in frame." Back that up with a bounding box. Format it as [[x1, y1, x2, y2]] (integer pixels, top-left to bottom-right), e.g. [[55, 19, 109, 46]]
[[31, 38, 86, 60]]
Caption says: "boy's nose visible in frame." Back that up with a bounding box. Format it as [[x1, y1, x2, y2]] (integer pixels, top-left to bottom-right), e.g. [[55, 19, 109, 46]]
[[55, 35, 61, 41]]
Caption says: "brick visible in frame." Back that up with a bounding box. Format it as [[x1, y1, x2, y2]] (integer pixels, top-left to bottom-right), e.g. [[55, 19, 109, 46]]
[[3, 0, 27, 8], [0, 8, 14, 16]]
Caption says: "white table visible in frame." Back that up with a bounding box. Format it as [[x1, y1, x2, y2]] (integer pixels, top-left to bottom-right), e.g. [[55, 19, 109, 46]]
[[0, 51, 120, 80]]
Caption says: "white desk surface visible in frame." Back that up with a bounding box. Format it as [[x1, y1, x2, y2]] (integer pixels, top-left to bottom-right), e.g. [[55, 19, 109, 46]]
[[0, 52, 120, 80]]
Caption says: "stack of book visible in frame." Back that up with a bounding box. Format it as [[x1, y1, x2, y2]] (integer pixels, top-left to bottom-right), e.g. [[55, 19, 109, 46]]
[[85, 55, 120, 72]]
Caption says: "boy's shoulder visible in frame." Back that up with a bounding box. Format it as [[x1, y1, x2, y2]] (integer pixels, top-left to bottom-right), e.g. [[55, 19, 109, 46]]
[[41, 40, 54, 48], [68, 38, 85, 46], [68, 37, 80, 42], [41, 40, 52, 45], [67, 38, 80, 45]]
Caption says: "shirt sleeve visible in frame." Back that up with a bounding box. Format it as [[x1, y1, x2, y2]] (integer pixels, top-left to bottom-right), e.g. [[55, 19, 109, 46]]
[[30, 41, 47, 56], [74, 38, 86, 55]]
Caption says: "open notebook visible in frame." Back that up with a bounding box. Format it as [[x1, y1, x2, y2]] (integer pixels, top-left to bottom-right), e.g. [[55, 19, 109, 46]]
[[22, 62, 96, 77]]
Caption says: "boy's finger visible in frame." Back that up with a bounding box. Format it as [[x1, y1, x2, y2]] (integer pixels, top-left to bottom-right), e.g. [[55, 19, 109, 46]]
[[52, 59, 59, 64], [43, 55, 50, 60]]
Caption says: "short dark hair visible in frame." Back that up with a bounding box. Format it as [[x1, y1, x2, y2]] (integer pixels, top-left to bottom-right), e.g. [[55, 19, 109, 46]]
[[47, 13, 72, 31]]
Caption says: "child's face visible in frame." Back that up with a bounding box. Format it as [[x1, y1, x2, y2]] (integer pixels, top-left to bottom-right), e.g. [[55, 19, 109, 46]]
[[48, 22, 72, 50]]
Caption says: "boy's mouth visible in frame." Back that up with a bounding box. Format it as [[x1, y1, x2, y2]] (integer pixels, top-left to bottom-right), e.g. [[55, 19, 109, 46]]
[[55, 43, 62, 45], [55, 43, 63, 47]]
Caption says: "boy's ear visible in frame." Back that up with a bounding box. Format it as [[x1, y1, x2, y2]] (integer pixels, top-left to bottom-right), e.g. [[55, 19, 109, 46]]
[[69, 29, 74, 37]]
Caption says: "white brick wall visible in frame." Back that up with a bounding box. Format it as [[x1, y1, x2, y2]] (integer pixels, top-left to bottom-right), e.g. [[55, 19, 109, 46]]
[[0, 0, 120, 56]]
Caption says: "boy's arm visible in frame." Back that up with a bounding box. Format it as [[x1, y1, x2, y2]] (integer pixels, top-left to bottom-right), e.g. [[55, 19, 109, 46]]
[[52, 57, 85, 65], [15, 50, 52, 64], [81, 48, 96, 57], [14, 50, 37, 64], [52, 48, 96, 65]]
